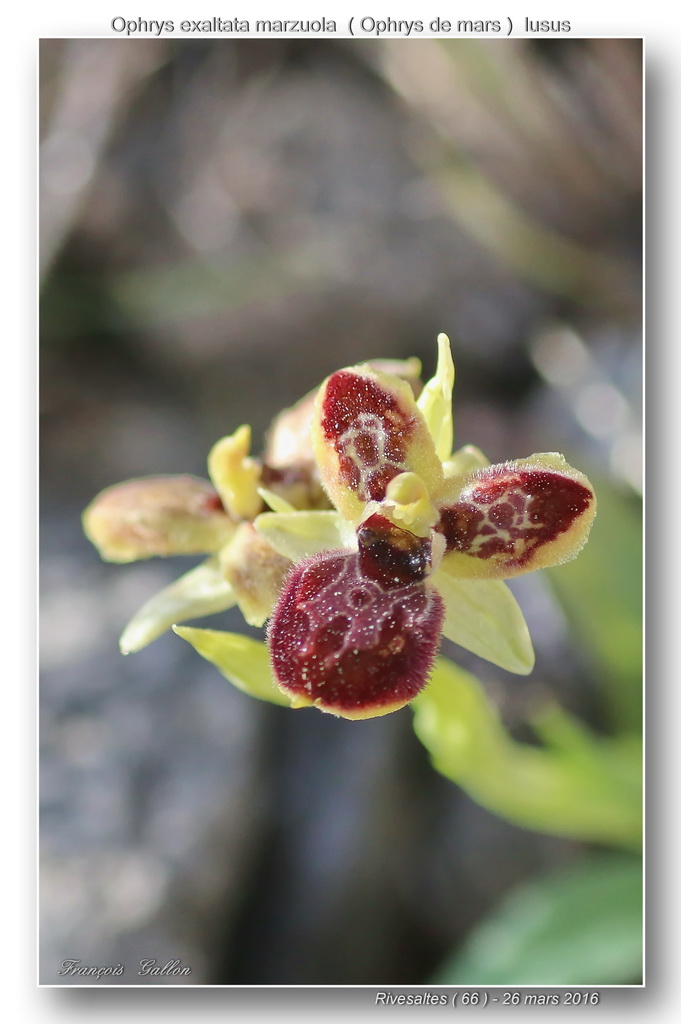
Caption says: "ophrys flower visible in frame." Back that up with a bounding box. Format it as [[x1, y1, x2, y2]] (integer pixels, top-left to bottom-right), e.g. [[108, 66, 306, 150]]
[[83, 337, 595, 721], [256, 336, 596, 719]]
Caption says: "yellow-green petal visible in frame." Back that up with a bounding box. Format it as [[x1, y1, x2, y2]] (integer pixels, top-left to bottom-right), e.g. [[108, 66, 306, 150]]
[[172, 626, 292, 707], [254, 509, 350, 562], [433, 569, 535, 674], [417, 333, 455, 461], [119, 557, 235, 654]]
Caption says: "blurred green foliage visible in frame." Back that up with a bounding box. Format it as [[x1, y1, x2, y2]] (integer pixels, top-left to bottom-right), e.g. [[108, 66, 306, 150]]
[[547, 475, 643, 734], [412, 659, 641, 851], [434, 852, 642, 985]]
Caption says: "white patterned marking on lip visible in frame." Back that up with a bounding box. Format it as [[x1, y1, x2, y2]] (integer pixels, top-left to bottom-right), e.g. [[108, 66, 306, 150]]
[[293, 552, 433, 668]]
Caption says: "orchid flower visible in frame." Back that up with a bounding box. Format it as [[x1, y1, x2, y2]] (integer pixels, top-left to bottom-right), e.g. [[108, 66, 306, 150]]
[[250, 335, 596, 719], [80, 342, 639, 856], [84, 337, 595, 722]]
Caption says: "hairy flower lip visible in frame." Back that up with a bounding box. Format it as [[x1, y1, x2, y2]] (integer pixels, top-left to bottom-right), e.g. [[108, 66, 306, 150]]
[[267, 548, 445, 719], [434, 456, 597, 579], [312, 364, 444, 526]]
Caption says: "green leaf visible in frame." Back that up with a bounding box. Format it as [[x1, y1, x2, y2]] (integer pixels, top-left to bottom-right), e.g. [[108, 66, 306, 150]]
[[173, 626, 292, 707], [434, 572, 535, 674], [119, 558, 235, 654], [435, 853, 642, 985], [412, 658, 641, 849]]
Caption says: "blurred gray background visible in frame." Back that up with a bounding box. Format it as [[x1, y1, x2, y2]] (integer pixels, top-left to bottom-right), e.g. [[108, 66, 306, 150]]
[[39, 38, 642, 985]]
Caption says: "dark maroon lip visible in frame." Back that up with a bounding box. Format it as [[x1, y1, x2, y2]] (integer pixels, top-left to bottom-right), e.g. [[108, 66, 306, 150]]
[[268, 548, 443, 715]]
